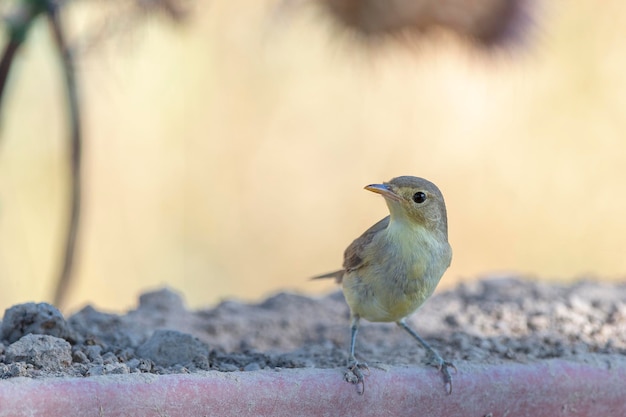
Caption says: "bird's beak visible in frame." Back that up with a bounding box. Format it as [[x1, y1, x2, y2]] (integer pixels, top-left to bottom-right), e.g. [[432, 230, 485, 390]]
[[364, 184, 402, 202]]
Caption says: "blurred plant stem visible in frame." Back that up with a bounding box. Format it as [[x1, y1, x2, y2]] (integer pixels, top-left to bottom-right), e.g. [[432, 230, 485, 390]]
[[0, 0, 47, 112], [47, 2, 82, 309], [1, 0, 192, 310], [0, 0, 81, 309]]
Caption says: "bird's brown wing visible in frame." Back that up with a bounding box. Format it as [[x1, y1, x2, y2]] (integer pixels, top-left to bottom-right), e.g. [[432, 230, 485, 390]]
[[343, 216, 389, 273], [312, 216, 390, 284]]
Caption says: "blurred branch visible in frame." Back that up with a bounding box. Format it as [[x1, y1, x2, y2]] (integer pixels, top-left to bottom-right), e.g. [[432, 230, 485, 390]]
[[289, 0, 535, 49], [0, 0, 48, 121], [46, 0, 82, 309], [0, 0, 194, 309], [0, 37, 21, 108]]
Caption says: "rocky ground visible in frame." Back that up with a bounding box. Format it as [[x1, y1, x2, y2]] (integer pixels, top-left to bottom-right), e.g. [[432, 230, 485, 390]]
[[1, 277, 626, 380]]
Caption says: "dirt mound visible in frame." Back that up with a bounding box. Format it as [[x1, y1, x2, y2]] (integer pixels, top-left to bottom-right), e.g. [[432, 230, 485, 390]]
[[1, 277, 625, 379]]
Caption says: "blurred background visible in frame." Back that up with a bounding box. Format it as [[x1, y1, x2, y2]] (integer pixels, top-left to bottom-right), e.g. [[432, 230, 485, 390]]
[[1, 0, 625, 313]]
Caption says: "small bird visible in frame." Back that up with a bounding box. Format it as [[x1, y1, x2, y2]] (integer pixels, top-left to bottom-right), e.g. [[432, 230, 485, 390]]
[[314, 176, 454, 394]]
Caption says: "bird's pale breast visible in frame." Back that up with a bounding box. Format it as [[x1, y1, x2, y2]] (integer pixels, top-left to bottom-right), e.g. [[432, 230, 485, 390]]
[[342, 221, 451, 322]]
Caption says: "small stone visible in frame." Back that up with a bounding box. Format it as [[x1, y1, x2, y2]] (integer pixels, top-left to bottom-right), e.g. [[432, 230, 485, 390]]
[[527, 314, 550, 331], [87, 362, 129, 376], [1, 303, 73, 344], [106, 363, 130, 374], [136, 330, 208, 368], [84, 345, 103, 363], [137, 358, 153, 372], [243, 362, 261, 372], [4, 362, 32, 377], [444, 314, 460, 327], [5, 335, 71, 371], [101, 352, 118, 365], [86, 365, 105, 376], [126, 358, 140, 371], [218, 363, 239, 372], [138, 288, 185, 312], [117, 348, 134, 362], [72, 350, 89, 364]]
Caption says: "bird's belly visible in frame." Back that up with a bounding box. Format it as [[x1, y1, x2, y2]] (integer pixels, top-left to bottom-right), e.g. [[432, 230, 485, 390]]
[[342, 270, 437, 323], [342, 227, 450, 323], [371, 293, 423, 322]]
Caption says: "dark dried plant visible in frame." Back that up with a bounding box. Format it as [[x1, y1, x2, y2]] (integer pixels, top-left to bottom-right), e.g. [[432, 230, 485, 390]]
[[0, 0, 193, 310], [283, 0, 536, 50]]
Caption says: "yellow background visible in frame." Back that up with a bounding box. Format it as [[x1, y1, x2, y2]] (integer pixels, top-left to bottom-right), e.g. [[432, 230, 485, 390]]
[[1, 0, 625, 313]]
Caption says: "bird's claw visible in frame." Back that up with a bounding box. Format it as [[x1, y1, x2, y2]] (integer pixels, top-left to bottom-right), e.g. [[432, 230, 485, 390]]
[[433, 358, 456, 394], [344, 361, 369, 395]]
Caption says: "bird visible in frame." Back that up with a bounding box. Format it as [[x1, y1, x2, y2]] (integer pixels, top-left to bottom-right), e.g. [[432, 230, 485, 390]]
[[313, 176, 454, 394]]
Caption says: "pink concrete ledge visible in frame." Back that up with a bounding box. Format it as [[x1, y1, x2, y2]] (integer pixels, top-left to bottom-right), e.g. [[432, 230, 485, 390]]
[[1, 358, 626, 416]]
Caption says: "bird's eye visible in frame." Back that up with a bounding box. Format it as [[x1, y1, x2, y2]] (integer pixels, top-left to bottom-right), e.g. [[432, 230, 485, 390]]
[[412, 192, 426, 204]]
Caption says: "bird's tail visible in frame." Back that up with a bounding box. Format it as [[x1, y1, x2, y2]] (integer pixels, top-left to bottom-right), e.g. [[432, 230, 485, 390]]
[[310, 270, 344, 284]]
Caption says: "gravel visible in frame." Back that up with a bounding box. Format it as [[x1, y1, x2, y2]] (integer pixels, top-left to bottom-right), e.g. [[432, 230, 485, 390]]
[[0, 277, 625, 379]]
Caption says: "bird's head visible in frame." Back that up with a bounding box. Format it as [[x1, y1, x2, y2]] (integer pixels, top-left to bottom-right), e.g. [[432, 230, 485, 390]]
[[365, 176, 448, 238]]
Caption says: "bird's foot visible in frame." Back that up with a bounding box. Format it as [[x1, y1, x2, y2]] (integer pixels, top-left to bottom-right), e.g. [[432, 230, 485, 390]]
[[344, 360, 369, 395], [430, 356, 457, 394]]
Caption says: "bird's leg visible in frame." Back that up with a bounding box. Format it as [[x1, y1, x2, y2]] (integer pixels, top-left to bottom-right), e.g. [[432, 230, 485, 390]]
[[397, 319, 456, 394], [344, 315, 369, 394]]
